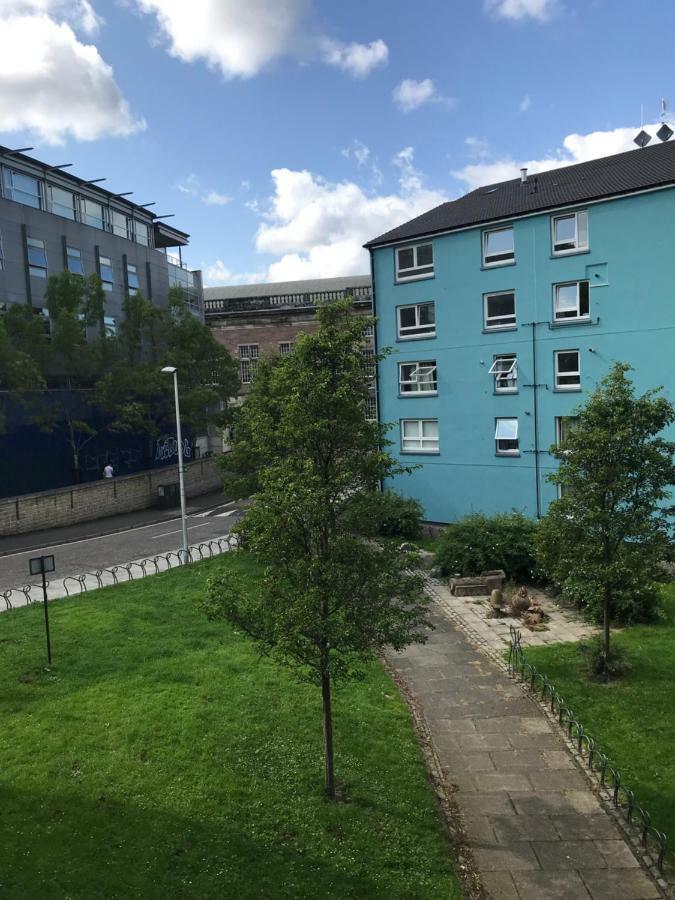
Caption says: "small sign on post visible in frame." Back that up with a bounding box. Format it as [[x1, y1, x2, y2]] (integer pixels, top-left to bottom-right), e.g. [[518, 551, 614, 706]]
[[29, 555, 55, 664]]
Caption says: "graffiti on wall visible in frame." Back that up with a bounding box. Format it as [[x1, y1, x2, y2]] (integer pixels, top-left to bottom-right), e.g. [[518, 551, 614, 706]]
[[154, 436, 192, 463]]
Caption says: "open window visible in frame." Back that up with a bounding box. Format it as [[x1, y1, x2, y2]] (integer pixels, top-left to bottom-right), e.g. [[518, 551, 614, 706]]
[[26, 237, 48, 278], [552, 210, 588, 254], [495, 417, 519, 455], [553, 281, 590, 322], [399, 361, 438, 395], [488, 354, 517, 393]]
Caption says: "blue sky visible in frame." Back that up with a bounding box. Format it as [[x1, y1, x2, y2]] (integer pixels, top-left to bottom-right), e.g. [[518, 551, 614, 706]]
[[2, 0, 675, 284]]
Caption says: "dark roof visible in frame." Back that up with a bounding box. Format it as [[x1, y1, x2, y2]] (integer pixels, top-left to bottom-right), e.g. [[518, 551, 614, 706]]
[[365, 140, 675, 248], [203, 274, 371, 301]]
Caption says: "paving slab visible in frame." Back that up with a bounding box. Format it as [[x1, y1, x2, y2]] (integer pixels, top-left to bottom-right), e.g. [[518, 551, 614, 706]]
[[386, 604, 663, 899]]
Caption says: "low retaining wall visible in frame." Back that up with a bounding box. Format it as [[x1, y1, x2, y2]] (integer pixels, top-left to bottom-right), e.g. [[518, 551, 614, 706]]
[[0, 457, 224, 537]]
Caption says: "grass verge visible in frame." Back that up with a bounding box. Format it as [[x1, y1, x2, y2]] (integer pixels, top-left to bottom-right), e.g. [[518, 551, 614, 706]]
[[0, 553, 460, 900], [523, 585, 675, 858]]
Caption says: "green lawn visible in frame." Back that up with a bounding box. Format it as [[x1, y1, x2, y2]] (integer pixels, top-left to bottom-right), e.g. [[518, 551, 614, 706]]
[[0, 554, 460, 900], [524, 585, 675, 860]]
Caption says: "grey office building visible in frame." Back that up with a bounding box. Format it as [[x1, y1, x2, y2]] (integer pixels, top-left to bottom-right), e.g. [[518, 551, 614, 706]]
[[0, 145, 203, 331]]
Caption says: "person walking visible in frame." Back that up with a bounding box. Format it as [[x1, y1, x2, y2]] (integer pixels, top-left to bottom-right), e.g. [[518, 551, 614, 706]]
[[103, 463, 114, 479]]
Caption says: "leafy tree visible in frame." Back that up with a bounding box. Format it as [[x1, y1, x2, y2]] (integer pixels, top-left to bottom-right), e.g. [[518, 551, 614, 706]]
[[203, 300, 430, 798], [0, 314, 45, 432], [536, 363, 675, 677]]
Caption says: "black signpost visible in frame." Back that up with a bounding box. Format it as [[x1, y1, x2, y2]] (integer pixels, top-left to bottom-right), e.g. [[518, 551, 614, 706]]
[[29, 555, 55, 664]]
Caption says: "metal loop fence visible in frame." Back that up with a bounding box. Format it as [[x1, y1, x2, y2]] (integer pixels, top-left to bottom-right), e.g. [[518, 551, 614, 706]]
[[508, 624, 668, 873], [1, 535, 238, 609]]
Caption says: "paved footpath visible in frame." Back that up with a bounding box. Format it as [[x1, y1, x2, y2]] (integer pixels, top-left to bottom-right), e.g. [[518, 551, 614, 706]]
[[388, 606, 664, 900]]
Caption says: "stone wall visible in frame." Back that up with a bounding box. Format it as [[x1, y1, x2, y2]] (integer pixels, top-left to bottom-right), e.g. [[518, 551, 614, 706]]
[[0, 457, 223, 537]]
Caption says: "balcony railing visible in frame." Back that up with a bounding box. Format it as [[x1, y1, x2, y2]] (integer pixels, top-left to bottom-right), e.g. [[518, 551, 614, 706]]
[[204, 285, 372, 315]]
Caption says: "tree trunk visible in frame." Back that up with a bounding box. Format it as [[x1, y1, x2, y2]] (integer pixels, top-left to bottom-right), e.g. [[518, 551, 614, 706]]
[[320, 650, 336, 800], [603, 584, 611, 681]]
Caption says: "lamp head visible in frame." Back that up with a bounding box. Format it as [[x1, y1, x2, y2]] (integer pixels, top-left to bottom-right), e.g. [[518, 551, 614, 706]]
[[161, 366, 176, 374]]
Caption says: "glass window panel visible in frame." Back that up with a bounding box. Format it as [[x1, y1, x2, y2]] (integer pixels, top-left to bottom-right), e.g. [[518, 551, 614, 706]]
[[135, 221, 149, 246], [484, 227, 514, 263], [104, 316, 117, 336], [84, 199, 104, 230], [577, 211, 589, 248], [416, 243, 433, 266], [99, 255, 113, 290], [397, 247, 414, 270], [6, 170, 42, 208], [422, 420, 438, 439], [555, 284, 579, 312], [50, 185, 76, 219], [419, 302, 435, 325], [556, 351, 579, 374], [579, 281, 589, 316], [66, 246, 84, 275], [399, 306, 417, 328], [111, 210, 128, 238], [495, 418, 518, 440], [554, 215, 576, 244]]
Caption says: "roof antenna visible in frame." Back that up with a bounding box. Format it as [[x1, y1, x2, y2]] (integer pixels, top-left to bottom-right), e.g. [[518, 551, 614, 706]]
[[633, 104, 652, 148], [657, 98, 674, 142]]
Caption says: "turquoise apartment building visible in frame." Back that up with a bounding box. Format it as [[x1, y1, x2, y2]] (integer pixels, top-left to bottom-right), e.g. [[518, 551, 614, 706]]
[[366, 141, 675, 523]]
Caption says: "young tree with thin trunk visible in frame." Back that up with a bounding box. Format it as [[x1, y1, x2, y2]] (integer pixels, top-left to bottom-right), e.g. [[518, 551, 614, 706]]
[[201, 300, 430, 798], [536, 363, 675, 678]]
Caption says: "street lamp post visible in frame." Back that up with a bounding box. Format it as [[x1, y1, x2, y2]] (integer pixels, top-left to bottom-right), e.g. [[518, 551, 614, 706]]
[[161, 366, 189, 564]]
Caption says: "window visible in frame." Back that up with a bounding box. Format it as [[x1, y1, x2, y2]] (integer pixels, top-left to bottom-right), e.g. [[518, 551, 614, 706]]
[[0, 230, 4, 271], [489, 354, 517, 393], [484, 291, 516, 329], [556, 415, 579, 446], [99, 255, 113, 291], [126, 261, 139, 295], [83, 199, 105, 230], [483, 226, 514, 266], [134, 220, 149, 247], [278, 341, 293, 355], [554, 349, 581, 390], [397, 301, 435, 339], [49, 185, 76, 220], [3, 169, 41, 208], [396, 242, 434, 281], [401, 419, 439, 453], [365, 392, 377, 421], [399, 361, 438, 395], [111, 210, 129, 239], [104, 316, 117, 337], [553, 281, 590, 322], [26, 237, 48, 278], [552, 210, 588, 254], [239, 344, 259, 384], [495, 417, 519, 455], [66, 246, 84, 275]]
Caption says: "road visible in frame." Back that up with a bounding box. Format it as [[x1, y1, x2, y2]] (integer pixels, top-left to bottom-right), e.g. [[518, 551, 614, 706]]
[[0, 493, 246, 590]]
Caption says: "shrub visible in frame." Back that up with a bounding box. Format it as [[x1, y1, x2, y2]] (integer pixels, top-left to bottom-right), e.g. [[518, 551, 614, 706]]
[[434, 511, 538, 582], [552, 572, 661, 626], [346, 490, 423, 540]]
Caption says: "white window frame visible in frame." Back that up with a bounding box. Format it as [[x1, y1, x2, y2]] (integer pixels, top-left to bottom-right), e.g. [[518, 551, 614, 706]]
[[238, 344, 260, 385], [398, 361, 438, 396], [111, 209, 130, 239], [104, 316, 117, 337], [66, 246, 84, 275], [134, 220, 150, 247], [396, 301, 435, 340], [49, 185, 76, 220], [553, 280, 590, 323], [99, 255, 114, 292], [484, 291, 516, 330], [400, 418, 439, 453], [554, 349, 581, 391], [395, 242, 434, 282], [482, 226, 515, 267], [495, 417, 519, 456], [278, 341, 293, 355], [83, 198, 105, 231], [26, 237, 48, 278], [3, 168, 42, 209], [0, 230, 4, 271], [489, 354, 517, 393], [556, 415, 579, 447], [551, 210, 589, 255]]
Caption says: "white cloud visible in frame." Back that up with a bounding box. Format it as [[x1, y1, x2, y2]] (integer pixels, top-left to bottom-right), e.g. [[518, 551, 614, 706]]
[[134, 0, 310, 79], [0, 0, 101, 33], [519, 94, 531, 112], [465, 136, 491, 158], [0, 13, 144, 145], [203, 260, 265, 286], [175, 173, 230, 206], [392, 78, 452, 113], [342, 139, 370, 167], [321, 38, 388, 78], [203, 190, 231, 206], [452, 122, 662, 191], [485, 0, 557, 21], [253, 149, 446, 280]]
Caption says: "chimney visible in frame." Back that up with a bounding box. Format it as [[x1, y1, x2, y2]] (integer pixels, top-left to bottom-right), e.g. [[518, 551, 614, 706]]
[[520, 167, 528, 184]]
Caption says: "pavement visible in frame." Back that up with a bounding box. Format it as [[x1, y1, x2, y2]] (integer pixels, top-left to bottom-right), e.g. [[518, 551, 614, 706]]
[[0, 491, 245, 591], [387, 606, 663, 900]]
